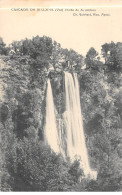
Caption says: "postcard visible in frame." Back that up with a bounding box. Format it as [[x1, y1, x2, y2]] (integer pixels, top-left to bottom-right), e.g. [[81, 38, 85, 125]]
[[0, 0, 122, 192]]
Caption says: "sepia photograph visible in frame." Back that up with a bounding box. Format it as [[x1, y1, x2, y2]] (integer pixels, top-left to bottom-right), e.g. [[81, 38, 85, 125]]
[[0, 0, 122, 192]]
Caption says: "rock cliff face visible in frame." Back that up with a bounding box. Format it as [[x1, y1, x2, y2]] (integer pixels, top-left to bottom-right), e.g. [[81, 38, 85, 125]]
[[0, 55, 30, 100], [0, 57, 10, 102], [0, 55, 67, 140], [49, 71, 66, 114], [0, 55, 46, 139]]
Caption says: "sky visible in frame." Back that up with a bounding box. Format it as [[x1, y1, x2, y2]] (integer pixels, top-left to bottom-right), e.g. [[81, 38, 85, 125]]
[[0, 0, 122, 56]]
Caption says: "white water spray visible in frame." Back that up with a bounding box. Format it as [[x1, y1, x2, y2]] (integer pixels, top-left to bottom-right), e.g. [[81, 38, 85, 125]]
[[45, 79, 60, 154], [45, 73, 97, 180], [63, 72, 97, 179]]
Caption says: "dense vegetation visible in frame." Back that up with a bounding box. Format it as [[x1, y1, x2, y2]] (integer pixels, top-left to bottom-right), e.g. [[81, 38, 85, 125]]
[[0, 36, 122, 191]]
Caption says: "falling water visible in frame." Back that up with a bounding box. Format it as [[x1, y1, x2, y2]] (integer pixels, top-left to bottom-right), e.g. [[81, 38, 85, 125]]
[[63, 72, 97, 179], [45, 73, 97, 180], [45, 79, 60, 154]]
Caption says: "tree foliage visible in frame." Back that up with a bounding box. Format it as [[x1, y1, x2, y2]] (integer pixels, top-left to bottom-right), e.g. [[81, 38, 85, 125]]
[[0, 37, 121, 191]]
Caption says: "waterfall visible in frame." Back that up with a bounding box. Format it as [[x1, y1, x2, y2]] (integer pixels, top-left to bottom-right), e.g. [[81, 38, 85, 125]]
[[63, 72, 97, 179], [45, 79, 60, 154], [45, 73, 97, 180]]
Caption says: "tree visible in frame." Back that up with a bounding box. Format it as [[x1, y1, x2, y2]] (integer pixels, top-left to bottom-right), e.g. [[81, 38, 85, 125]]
[[85, 47, 102, 71], [4, 137, 82, 191], [0, 37, 7, 55], [101, 42, 122, 73]]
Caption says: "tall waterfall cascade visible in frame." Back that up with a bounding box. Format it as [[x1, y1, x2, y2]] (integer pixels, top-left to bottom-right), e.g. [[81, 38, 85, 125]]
[[45, 72, 97, 180], [45, 79, 60, 153]]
